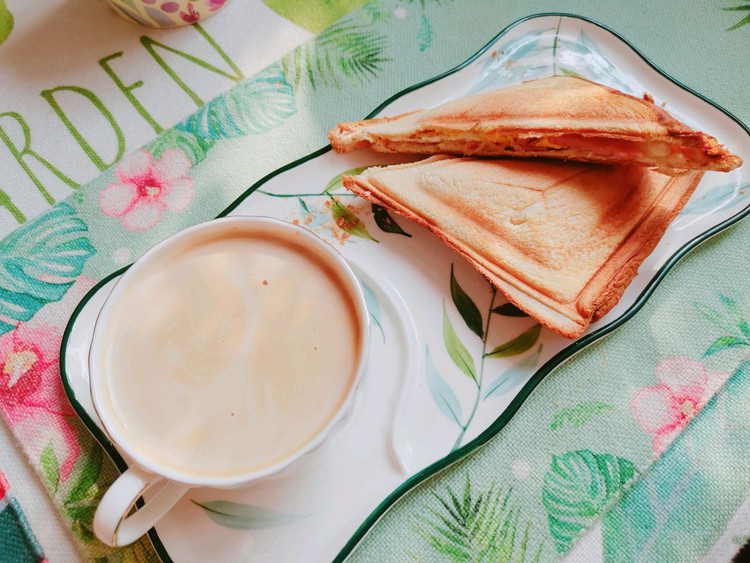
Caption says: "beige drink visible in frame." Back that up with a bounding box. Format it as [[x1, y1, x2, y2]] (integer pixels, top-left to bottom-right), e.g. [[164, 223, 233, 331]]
[[98, 224, 362, 478]]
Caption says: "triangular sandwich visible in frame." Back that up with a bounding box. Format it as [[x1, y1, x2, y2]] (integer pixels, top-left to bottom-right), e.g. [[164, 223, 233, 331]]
[[343, 156, 703, 338], [330, 76, 741, 173]]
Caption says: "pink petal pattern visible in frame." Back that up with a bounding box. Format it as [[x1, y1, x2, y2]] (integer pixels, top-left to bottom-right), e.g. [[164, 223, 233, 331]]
[[654, 356, 706, 402], [99, 148, 194, 231]]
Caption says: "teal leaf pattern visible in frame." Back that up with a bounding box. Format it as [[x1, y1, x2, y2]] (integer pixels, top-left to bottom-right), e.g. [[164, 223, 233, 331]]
[[417, 14, 432, 51], [362, 282, 385, 343], [703, 335, 749, 357], [485, 324, 541, 358], [176, 63, 296, 139], [442, 301, 477, 382], [146, 128, 215, 166], [550, 401, 615, 431], [483, 344, 542, 400], [542, 450, 638, 555], [450, 264, 483, 339], [193, 500, 308, 530], [425, 346, 463, 426], [0, 203, 95, 335], [679, 182, 748, 217]]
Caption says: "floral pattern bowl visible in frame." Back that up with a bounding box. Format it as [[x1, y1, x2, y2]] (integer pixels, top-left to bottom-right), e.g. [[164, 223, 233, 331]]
[[106, 0, 232, 28]]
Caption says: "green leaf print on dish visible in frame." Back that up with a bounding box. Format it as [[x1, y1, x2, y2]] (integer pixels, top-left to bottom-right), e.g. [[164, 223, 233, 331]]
[[443, 301, 477, 383], [176, 63, 296, 139], [483, 344, 542, 401], [0, 203, 95, 335], [371, 204, 411, 237], [0, 0, 13, 46], [451, 264, 484, 339], [281, 10, 390, 90], [330, 197, 379, 241], [426, 346, 463, 426], [415, 475, 543, 563], [430, 268, 543, 449], [549, 401, 615, 431], [542, 450, 638, 555], [485, 324, 541, 358], [678, 183, 750, 218], [362, 281, 385, 343], [492, 303, 529, 317], [193, 500, 308, 530]]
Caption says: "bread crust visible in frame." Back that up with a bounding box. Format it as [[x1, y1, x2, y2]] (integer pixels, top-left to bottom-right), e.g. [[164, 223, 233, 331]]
[[329, 76, 741, 173], [342, 156, 702, 338]]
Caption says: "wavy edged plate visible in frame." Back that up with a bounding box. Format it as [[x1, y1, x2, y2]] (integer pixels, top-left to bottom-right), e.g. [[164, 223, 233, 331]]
[[60, 13, 750, 562]]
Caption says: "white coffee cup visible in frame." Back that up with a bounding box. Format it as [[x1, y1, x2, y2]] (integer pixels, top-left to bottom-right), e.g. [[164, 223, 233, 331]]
[[90, 216, 369, 546]]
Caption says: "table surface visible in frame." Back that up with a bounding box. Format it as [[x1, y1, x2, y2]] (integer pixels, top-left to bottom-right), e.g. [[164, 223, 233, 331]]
[[1, 1, 749, 561]]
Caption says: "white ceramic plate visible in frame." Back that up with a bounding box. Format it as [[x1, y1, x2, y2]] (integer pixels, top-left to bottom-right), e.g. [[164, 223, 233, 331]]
[[61, 13, 750, 562]]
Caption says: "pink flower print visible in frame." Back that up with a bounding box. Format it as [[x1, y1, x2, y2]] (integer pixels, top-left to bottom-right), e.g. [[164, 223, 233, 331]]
[[0, 278, 95, 483], [630, 356, 728, 455], [205, 0, 226, 11], [180, 3, 201, 22], [99, 149, 194, 232]]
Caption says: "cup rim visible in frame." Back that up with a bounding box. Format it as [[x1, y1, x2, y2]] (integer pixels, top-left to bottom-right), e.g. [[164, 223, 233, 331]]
[[88, 215, 370, 488]]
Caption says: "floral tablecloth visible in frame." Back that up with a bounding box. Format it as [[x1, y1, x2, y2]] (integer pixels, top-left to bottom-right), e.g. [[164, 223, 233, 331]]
[[1, 1, 749, 561]]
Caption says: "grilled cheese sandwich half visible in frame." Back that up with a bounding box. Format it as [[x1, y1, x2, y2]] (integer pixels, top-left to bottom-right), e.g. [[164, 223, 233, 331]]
[[329, 76, 741, 174], [343, 156, 703, 338]]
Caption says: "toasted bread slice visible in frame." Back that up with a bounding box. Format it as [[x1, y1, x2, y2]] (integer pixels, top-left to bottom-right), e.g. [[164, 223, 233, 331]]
[[330, 76, 741, 173], [343, 156, 703, 338]]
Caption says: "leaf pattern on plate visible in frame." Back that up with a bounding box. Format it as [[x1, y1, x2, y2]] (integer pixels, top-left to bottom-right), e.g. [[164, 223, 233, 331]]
[[442, 301, 477, 383], [483, 344, 542, 401], [485, 325, 541, 358], [193, 500, 308, 530], [425, 345, 463, 427]]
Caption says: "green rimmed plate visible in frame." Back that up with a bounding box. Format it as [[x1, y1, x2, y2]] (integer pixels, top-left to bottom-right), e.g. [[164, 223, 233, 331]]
[[60, 13, 750, 562]]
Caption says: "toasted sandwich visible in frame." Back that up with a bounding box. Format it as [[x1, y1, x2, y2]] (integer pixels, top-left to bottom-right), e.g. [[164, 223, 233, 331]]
[[329, 76, 741, 174], [342, 156, 703, 338]]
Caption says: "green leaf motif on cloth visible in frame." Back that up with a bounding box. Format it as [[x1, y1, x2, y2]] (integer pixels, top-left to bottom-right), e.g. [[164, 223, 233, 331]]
[[415, 475, 543, 562], [550, 401, 615, 431], [281, 10, 390, 90], [695, 294, 750, 356], [0, 203, 95, 335], [724, 4, 750, 30], [261, 0, 371, 33], [192, 500, 308, 530], [417, 14, 433, 51], [0, 0, 13, 45], [40, 443, 60, 493], [602, 360, 750, 562], [146, 128, 215, 166], [62, 445, 103, 544], [176, 63, 296, 139], [542, 450, 638, 555], [443, 301, 477, 383]]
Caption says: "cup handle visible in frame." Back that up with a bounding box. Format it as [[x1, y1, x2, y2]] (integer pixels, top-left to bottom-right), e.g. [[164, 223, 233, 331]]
[[94, 465, 189, 547]]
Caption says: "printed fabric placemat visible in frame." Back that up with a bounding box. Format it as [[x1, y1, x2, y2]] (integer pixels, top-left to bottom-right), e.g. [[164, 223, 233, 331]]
[[0, 1, 748, 561]]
